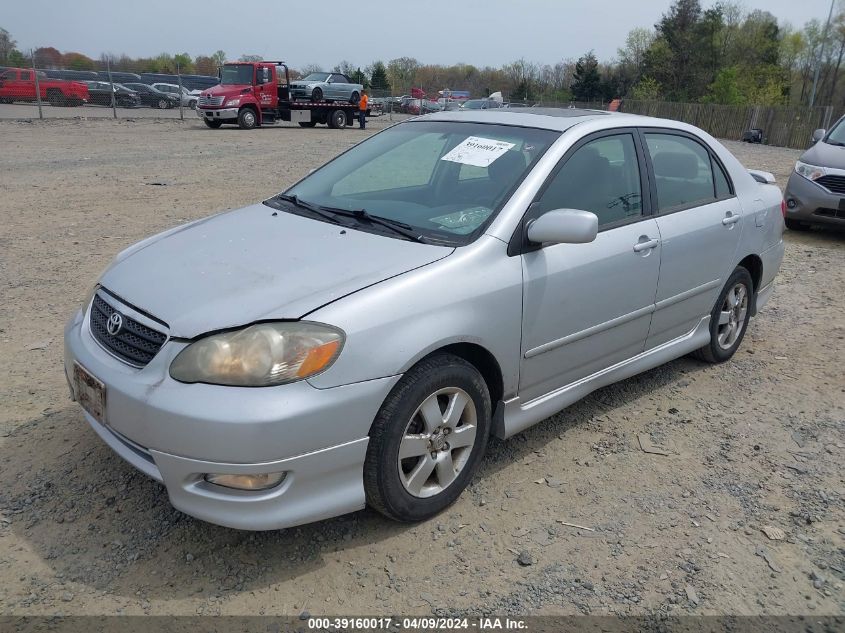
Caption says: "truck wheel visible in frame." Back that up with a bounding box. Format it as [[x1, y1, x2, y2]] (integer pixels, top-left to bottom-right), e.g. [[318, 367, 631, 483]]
[[238, 108, 258, 130], [350, 91, 360, 105], [311, 87, 323, 102], [47, 90, 64, 107], [298, 121, 317, 127], [328, 109, 347, 129], [204, 119, 223, 129]]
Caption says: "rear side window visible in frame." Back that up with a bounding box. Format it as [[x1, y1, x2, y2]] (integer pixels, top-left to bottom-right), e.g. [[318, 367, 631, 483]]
[[644, 133, 729, 211], [20, 71, 31, 81]]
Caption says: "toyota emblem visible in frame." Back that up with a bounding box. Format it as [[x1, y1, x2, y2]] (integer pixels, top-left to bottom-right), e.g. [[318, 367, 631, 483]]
[[106, 312, 124, 336]]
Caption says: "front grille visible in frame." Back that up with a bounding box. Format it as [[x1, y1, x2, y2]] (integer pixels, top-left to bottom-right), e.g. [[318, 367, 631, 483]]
[[198, 95, 224, 107], [815, 207, 845, 219], [815, 174, 845, 194], [89, 293, 167, 367]]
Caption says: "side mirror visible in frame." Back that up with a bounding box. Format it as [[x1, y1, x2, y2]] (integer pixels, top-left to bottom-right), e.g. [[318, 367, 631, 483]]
[[812, 128, 825, 143], [527, 209, 598, 246]]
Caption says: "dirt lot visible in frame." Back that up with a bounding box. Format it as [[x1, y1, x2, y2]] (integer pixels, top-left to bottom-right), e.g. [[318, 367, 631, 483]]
[[0, 117, 843, 618]]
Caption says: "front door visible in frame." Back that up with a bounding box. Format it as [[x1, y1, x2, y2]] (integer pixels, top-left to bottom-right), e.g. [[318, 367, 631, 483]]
[[640, 130, 744, 349], [519, 131, 661, 402]]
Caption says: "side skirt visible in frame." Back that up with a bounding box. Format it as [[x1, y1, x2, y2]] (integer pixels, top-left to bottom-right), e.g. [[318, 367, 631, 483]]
[[497, 316, 711, 439]]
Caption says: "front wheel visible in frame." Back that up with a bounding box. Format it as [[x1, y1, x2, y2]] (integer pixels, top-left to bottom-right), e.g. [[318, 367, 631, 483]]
[[364, 353, 492, 523], [237, 107, 258, 129], [692, 267, 753, 363], [204, 119, 223, 128], [311, 87, 323, 102]]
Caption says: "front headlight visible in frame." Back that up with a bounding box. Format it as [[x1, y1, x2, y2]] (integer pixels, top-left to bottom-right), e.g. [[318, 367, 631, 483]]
[[795, 160, 826, 181], [170, 322, 344, 387], [226, 97, 241, 107]]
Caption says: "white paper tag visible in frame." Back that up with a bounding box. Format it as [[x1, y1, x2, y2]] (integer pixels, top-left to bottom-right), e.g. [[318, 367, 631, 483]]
[[441, 136, 516, 168]]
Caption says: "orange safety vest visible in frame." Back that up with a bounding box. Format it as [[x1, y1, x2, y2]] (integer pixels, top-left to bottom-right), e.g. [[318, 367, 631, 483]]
[[359, 94, 368, 111]]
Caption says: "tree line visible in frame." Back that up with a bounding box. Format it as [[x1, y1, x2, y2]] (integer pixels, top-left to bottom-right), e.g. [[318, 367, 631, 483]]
[[3, 0, 845, 106]]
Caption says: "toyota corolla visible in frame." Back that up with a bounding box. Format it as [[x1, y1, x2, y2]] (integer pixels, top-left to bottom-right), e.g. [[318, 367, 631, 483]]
[[64, 109, 785, 530]]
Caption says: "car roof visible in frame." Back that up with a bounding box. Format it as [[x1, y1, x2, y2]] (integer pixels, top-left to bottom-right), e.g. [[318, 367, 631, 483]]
[[418, 108, 662, 132]]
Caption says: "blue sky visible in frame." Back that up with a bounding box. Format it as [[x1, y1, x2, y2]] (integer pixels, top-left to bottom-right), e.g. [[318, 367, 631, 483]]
[[2, 0, 830, 70]]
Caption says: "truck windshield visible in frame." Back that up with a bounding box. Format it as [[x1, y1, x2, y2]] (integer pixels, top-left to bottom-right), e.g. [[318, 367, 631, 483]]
[[221, 65, 254, 85], [274, 121, 560, 246]]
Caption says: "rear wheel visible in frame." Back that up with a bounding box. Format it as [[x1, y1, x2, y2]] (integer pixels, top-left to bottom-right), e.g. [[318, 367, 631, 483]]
[[785, 218, 810, 231], [298, 121, 317, 127], [238, 107, 258, 130], [203, 119, 223, 128], [350, 91, 360, 105], [692, 266, 753, 364], [47, 90, 65, 107], [364, 353, 491, 522], [189, 99, 197, 109], [311, 87, 323, 102], [328, 108, 347, 129], [157, 98, 168, 109]]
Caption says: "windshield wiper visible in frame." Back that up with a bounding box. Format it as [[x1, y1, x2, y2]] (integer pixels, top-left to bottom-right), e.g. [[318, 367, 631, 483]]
[[273, 194, 346, 225], [346, 208, 428, 243]]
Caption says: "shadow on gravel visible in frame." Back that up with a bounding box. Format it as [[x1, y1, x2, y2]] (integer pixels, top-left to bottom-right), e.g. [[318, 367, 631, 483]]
[[2, 354, 710, 601]]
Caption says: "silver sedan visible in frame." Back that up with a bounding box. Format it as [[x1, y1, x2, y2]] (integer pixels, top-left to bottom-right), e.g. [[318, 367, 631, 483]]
[[64, 109, 785, 529]]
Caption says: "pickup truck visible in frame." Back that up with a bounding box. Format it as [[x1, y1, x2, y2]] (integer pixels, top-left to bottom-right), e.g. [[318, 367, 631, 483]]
[[0, 68, 88, 106]]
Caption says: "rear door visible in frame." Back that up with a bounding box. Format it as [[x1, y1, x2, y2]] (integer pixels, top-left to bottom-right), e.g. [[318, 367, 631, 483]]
[[518, 129, 661, 401], [640, 129, 743, 349]]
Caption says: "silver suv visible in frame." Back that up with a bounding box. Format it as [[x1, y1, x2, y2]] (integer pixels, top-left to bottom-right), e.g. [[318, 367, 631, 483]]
[[64, 109, 785, 530], [150, 82, 197, 108]]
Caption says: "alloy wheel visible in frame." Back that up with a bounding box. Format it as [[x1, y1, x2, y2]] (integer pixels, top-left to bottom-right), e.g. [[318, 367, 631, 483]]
[[717, 282, 748, 350]]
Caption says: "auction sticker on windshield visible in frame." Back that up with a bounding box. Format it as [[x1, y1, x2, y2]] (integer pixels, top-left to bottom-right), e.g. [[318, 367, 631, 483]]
[[441, 136, 516, 167]]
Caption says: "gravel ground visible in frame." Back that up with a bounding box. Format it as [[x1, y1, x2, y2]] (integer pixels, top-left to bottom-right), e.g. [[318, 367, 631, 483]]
[[0, 118, 843, 618]]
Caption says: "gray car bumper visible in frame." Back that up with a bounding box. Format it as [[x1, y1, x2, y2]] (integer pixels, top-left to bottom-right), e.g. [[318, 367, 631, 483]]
[[64, 306, 399, 530], [784, 172, 845, 225]]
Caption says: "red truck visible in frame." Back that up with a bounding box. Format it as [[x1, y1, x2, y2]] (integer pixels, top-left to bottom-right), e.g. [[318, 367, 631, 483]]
[[0, 68, 88, 106], [196, 61, 364, 130]]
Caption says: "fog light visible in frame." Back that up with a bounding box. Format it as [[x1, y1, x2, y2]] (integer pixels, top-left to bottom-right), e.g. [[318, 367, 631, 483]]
[[204, 472, 286, 491], [787, 199, 797, 209]]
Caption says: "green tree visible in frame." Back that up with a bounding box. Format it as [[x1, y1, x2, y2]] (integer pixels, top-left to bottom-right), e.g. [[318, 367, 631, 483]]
[[571, 52, 601, 101], [211, 50, 226, 69], [704, 66, 744, 104], [239, 54, 263, 62], [173, 52, 193, 73], [369, 61, 389, 90], [630, 76, 662, 99]]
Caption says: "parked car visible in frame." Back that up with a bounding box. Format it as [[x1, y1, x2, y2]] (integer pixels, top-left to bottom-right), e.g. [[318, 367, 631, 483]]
[[85, 81, 140, 107], [65, 109, 784, 530], [783, 118, 845, 231], [122, 82, 180, 109], [460, 98, 503, 110], [0, 68, 88, 106], [289, 72, 363, 104], [151, 83, 198, 108]]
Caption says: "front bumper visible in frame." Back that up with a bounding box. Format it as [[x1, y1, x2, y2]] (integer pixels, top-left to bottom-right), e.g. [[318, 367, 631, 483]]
[[197, 107, 239, 121], [784, 172, 845, 225], [63, 303, 399, 530]]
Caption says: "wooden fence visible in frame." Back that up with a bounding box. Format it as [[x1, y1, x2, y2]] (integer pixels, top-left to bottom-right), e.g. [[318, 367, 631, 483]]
[[619, 100, 837, 150]]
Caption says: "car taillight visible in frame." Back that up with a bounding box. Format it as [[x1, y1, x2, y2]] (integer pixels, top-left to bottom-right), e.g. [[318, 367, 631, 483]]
[[780, 199, 786, 218]]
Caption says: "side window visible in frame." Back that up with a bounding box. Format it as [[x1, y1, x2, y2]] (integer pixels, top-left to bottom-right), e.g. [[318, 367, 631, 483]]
[[21, 71, 31, 81], [644, 133, 718, 211], [534, 134, 643, 228], [713, 158, 732, 198]]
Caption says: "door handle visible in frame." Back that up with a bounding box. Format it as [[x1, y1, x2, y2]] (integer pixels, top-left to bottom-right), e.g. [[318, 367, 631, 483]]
[[722, 213, 741, 225], [633, 237, 660, 252]]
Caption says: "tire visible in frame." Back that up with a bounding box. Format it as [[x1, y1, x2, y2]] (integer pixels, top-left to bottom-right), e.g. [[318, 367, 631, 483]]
[[189, 99, 197, 109], [692, 266, 753, 364], [785, 218, 810, 231], [311, 87, 323, 102], [328, 109, 347, 129], [237, 107, 258, 130], [157, 99, 168, 109], [204, 119, 223, 128], [364, 353, 492, 523], [298, 121, 317, 127], [350, 91, 360, 105], [47, 90, 64, 107], [0, 97, 11, 104]]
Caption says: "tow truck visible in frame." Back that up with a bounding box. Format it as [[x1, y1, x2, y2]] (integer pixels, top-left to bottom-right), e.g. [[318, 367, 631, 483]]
[[196, 61, 364, 130]]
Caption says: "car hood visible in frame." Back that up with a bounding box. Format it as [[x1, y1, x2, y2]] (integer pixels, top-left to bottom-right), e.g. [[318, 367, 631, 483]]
[[100, 203, 454, 338], [801, 140, 845, 169]]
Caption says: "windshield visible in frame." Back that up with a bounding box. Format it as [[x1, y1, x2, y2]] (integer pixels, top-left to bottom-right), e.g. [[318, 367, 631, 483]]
[[221, 64, 254, 85], [302, 72, 330, 82], [275, 121, 559, 245], [461, 100, 487, 109], [825, 118, 845, 145]]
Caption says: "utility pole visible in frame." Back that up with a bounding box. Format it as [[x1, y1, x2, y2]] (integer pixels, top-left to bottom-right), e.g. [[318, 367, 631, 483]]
[[31, 49, 43, 120], [810, 0, 836, 107]]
